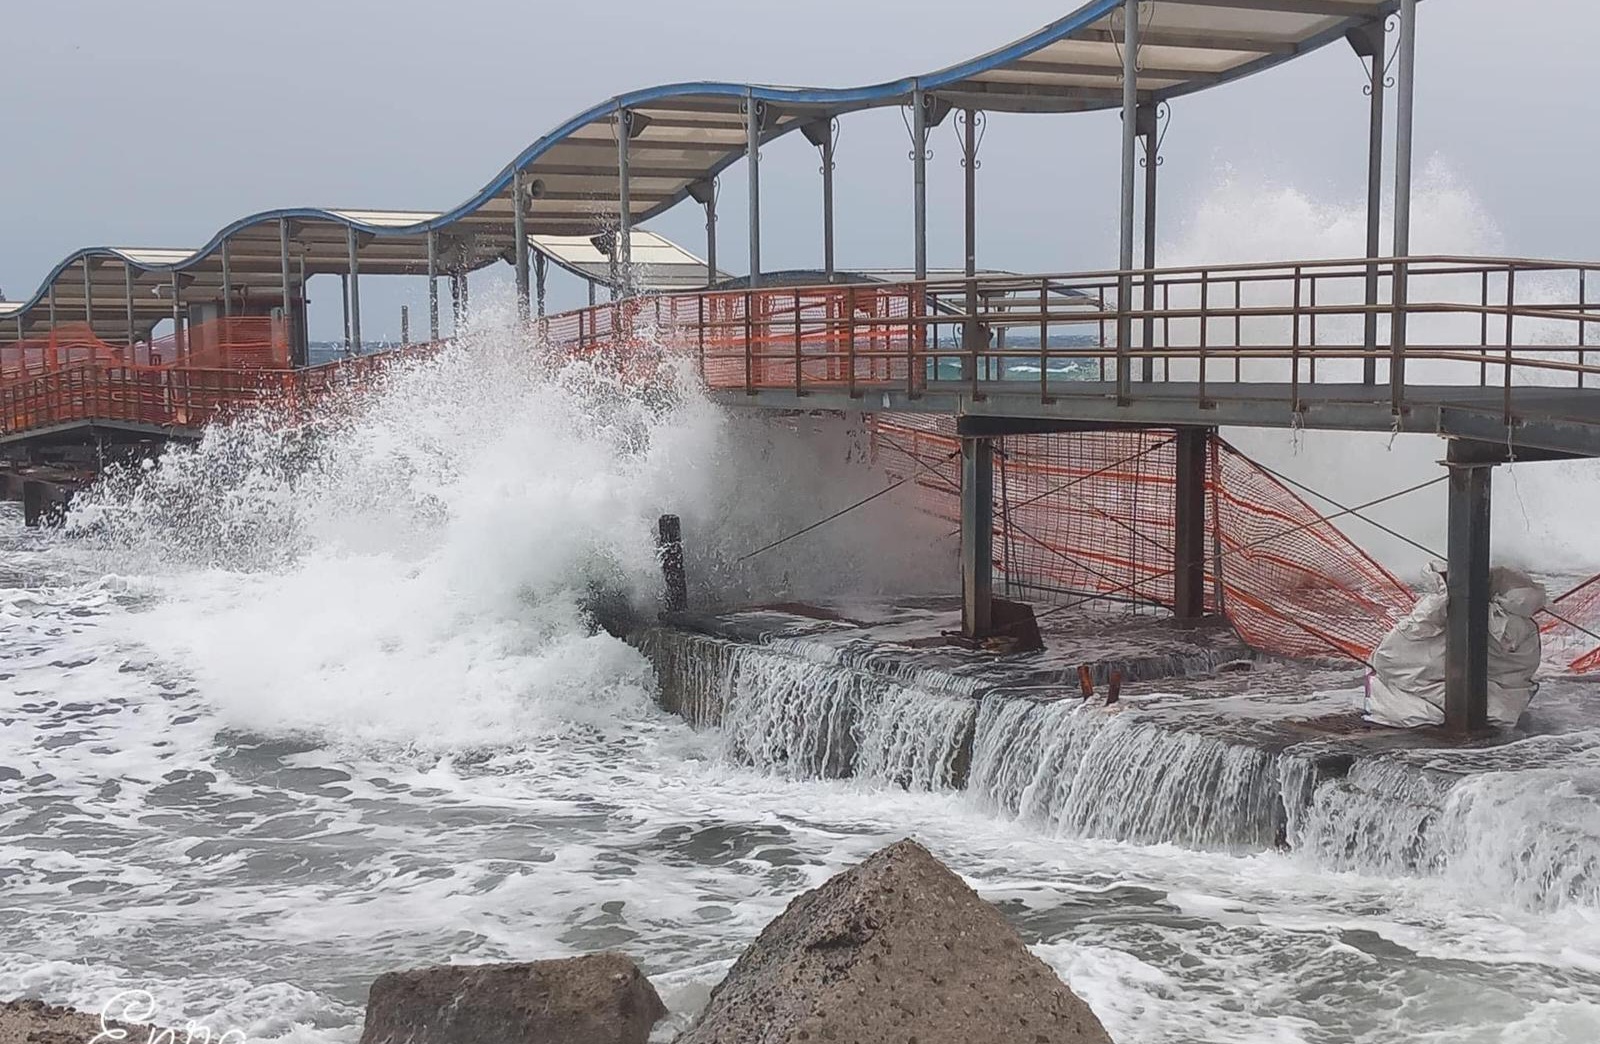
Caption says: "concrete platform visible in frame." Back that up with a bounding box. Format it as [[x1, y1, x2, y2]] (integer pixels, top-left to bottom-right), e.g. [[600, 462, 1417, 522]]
[[635, 596, 1600, 860]]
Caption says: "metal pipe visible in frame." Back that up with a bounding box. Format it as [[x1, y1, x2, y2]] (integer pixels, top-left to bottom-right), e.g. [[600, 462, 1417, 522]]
[[1140, 103, 1158, 382], [451, 274, 462, 330], [617, 110, 632, 298], [347, 228, 362, 353], [171, 271, 184, 364], [535, 253, 548, 319], [1363, 37, 1385, 385], [279, 217, 294, 365], [961, 437, 995, 638], [704, 195, 718, 287], [1391, 0, 1419, 408], [427, 230, 440, 340], [124, 263, 135, 347], [340, 273, 351, 352], [221, 238, 233, 319], [1444, 442, 1491, 734], [82, 260, 93, 327], [913, 83, 928, 281], [1116, 0, 1140, 404], [514, 170, 530, 321], [746, 92, 761, 289], [48, 283, 56, 328], [962, 108, 979, 374], [821, 124, 835, 281]]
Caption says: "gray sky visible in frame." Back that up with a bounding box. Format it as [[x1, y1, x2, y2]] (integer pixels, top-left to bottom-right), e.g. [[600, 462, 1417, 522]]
[[2, 0, 1593, 339]]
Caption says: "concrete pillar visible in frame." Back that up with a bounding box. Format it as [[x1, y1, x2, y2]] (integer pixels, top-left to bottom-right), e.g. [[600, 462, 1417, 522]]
[[658, 514, 687, 614], [961, 437, 995, 639], [1173, 427, 1210, 622], [1445, 441, 1492, 733]]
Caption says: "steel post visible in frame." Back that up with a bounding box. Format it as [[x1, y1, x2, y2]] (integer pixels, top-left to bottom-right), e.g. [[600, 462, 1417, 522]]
[[535, 252, 548, 318], [746, 92, 761, 289], [221, 238, 233, 319], [961, 437, 994, 639], [913, 84, 928, 281], [962, 108, 979, 379], [401, 304, 409, 346], [340, 273, 351, 352], [1444, 441, 1492, 734], [48, 284, 56, 328], [124, 263, 135, 346], [347, 228, 362, 353], [427, 230, 440, 340], [617, 110, 632, 298], [1391, 0, 1419, 408], [705, 197, 718, 286], [279, 217, 295, 365], [514, 170, 531, 321], [170, 272, 184, 363], [1174, 427, 1209, 622], [82, 260, 93, 328], [1139, 103, 1158, 383], [1360, 29, 1386, 385], [1116, 0, 1140, 404], [822, 125, 836, 281]]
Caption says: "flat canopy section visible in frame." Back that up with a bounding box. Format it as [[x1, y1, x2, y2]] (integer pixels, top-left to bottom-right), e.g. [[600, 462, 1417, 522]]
[[531, 231, 729, 291], [5, 0, 1401, 342]]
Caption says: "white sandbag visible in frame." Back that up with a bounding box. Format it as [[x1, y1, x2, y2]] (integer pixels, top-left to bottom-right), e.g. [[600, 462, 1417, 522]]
[[1363, 564, 1546, 729], [1486, 567, 1546, 726], [1365, 564, 1447, 727]]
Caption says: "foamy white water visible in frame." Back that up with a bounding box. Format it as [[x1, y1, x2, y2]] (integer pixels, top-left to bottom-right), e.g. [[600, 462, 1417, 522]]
[[3, 178, 1600, 1043]]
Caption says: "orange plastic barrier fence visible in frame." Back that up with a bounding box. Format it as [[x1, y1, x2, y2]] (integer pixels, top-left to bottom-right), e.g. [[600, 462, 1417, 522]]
[[870, 414, 1418, 663], [2, 317, 291, 384]]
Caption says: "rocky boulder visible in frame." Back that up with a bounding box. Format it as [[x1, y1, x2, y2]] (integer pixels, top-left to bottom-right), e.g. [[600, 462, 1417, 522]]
[[680, 839, 1113, 1044], [359, 952, 666, 1044]]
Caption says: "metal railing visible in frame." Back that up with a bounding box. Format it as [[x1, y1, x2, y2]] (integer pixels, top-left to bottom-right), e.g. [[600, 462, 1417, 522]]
[[542, 255, 1600, 425]]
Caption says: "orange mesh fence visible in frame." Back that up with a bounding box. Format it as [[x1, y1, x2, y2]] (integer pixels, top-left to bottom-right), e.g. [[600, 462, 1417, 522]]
[[870, 414, 1417, 663], [1539, 574, 1600, 671]]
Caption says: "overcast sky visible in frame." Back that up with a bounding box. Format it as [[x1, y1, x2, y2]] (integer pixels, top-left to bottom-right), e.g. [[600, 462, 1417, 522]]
[[2, 0, 1592, 339]]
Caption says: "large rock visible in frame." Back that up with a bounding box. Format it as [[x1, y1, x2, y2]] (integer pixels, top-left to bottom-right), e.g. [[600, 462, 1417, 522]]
[[0, 998, 162, 1044], [359, 952, 666, 1044], [681, 839, 1113, 1044]]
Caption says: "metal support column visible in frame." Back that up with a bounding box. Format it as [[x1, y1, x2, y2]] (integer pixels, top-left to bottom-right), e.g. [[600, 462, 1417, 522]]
[[1444, 441, 1492, 734], [1174, 427, 1209, 622], [221, 238, 233, 319], [450, 274, 462, 331], [81, 261, 94, 327], [912, 84, 928, 280], [1350, 22, 1386, 385], [822, 126, 835, 281], [279, 217, 295, 366], [746, 92, 761, 289], [124, 263, 135, 346], [961, 108, 980, 375], [513, 171, 530, 321], [346, 228, 362, 353], [48, 284, 56, 328], [1391, 0, 1419, 408], [534, 253, 548, 318], [1138, 102, 1159, 382], [427, 230, 440, 340], [688, 179, 717, 287], [340, 273, 351, 352], [170, 272, 184, 363], [617, 110, 632, 298], [1116, 0, 1141, 404], [961, 437, 995, 639]]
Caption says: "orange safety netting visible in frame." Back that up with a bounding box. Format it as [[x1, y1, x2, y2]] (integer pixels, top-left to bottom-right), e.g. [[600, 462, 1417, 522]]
[[869, 414, 1418, 663], [2, 317, 291, 384], [1540, 574, 1600, 671]]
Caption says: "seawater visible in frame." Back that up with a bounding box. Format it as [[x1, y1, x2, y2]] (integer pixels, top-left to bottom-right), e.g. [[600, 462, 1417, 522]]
[[5, 175, 1600, 1041]]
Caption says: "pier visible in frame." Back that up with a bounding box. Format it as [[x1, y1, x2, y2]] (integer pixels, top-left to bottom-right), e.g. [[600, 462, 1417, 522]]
[[4, 0, 1598, 736]]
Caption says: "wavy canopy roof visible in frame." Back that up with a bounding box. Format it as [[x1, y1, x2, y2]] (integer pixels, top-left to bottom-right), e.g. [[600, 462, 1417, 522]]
[[3, 0, 1398, 343]]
